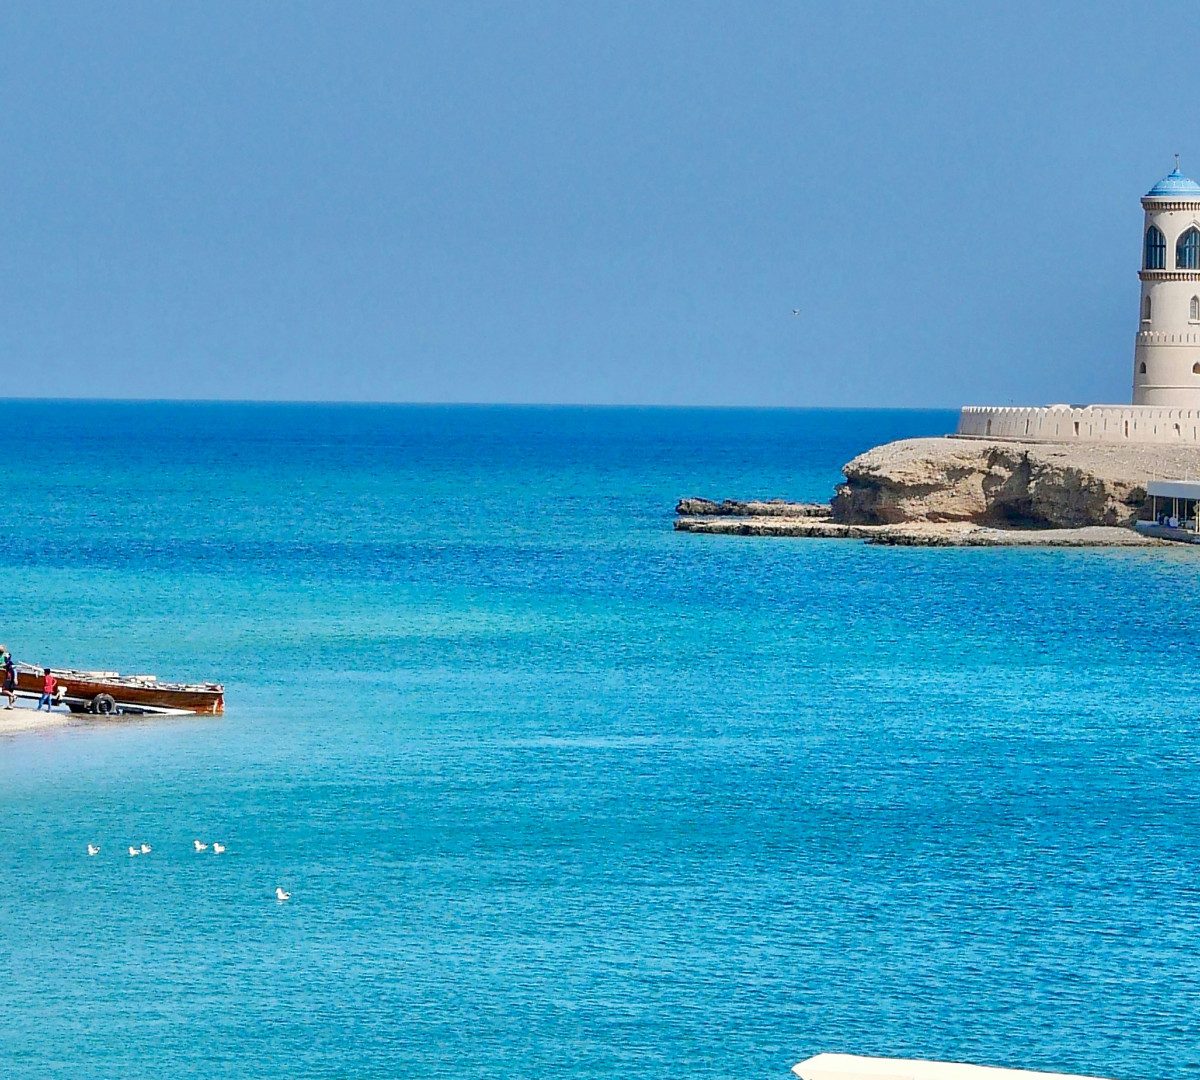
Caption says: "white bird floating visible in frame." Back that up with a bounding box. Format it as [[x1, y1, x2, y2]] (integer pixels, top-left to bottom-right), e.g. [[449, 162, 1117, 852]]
[[212, 843, 225, 854], [128, 846, 140, 857], [194, 840, 208, 852], [87, 844, 100, 856], [139, 844, 151, 855], [275, 887, 290, 901]]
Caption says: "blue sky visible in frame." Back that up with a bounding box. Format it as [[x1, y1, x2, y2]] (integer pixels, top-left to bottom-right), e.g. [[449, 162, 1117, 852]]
[[0, 2, 1190, 406]]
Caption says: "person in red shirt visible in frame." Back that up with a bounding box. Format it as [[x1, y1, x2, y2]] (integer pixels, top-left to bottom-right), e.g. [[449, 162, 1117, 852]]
[[37, 669, 57, 711]]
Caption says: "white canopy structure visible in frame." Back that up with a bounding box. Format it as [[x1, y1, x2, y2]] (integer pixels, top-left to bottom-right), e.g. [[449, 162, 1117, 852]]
[[1146, 480, 1200, 502], [1140, 479, 1200, 537], [793, 1054, 1111, 1080]]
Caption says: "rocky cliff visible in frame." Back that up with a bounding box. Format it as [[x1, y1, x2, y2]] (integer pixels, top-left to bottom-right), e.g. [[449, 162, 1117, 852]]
[[830, 437, 1200, 528]]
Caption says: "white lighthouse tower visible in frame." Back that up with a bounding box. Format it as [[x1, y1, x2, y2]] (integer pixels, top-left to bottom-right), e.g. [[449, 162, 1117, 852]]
[[955, 159, 1200, 444], [1133, 159, 1200, 406]]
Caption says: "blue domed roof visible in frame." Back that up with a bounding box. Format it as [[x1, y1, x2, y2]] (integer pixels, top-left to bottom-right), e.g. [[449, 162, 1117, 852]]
[[1146, 165, 1200, 198]]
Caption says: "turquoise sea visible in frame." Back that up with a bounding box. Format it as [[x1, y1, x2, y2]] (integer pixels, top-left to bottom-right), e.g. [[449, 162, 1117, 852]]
[[0, 403, 1196, 1080]]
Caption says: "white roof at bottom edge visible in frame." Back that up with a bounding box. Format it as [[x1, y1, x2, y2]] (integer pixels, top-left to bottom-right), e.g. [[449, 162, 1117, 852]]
[[792, 1054, 1112, 1080]]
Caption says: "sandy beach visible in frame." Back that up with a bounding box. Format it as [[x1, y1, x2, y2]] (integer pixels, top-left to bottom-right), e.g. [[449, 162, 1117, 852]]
[[0, 706, 76, 736]]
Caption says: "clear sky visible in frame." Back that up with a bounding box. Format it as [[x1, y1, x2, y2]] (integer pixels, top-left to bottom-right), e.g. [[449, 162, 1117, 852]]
[[0, 2, 1192, 406]]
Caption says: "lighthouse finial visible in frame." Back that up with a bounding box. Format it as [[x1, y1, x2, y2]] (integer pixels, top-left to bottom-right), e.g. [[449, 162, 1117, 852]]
[[1176, 153, 1181, 171]]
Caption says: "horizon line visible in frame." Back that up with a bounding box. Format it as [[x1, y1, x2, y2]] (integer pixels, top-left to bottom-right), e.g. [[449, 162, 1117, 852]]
[[6, 396, 969, 411]]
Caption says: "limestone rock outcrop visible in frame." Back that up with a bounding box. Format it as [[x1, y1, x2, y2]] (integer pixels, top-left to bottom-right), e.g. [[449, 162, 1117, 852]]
[[830, 437, 1200, 528]]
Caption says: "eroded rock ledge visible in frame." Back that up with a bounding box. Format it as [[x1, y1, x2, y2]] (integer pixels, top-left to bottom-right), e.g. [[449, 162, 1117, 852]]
[[674, 517, 1164, 547], [675, 436, 1200, 547], [674, 497, 828, 517]]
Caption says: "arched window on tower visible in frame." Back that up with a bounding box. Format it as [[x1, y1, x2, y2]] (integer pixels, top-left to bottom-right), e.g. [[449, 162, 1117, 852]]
[[1142, 295, 1152, 321], [1145, 225, 1166, 269], [1190, 296, 1200, 322], [1178, 227, 1200, 269]]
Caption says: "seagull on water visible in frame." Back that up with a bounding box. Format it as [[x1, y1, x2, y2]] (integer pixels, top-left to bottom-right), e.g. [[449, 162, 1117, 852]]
[[212, 843, 226, 854], [275, 887, 290, 902], [128, 846, 140, 857], [87, 844, 100, 856], [139, 843, 152, 855], [194, 840, 208, 852]]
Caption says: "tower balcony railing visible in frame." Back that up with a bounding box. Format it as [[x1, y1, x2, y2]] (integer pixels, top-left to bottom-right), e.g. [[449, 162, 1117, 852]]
[[1143, 197, 1200, 210], [1139, 269, 1200, 281]]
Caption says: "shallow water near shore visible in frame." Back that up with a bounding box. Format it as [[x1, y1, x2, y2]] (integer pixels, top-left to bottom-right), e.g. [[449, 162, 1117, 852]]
[[0, 402, 1196, 1080]]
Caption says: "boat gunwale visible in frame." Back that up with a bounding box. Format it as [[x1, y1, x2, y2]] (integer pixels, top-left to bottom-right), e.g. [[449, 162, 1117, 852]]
[[15, 663, 223, 695]]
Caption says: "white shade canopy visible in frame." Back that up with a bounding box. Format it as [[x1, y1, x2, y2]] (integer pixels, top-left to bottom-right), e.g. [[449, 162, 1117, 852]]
[[793, 1055, 1111, 1080], [1146, 480, 1200, 500]]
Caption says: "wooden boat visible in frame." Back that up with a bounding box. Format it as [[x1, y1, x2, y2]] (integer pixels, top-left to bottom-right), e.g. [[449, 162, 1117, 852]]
[[13, 664, 224, 716]]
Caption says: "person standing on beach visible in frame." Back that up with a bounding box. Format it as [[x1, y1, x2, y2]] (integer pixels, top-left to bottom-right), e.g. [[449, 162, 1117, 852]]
[[1, 649, 15, 709], [37, 668, 56, 711]]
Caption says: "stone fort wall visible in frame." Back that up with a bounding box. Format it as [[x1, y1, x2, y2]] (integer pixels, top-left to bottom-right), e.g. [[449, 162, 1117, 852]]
[[957, 404, 1200, 444]]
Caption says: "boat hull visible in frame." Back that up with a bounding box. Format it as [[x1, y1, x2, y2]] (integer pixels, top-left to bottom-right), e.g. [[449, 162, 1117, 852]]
[[13, 669, 224, 715]]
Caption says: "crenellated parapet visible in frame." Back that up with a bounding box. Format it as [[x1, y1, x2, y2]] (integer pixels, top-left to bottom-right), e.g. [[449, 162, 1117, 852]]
[[957, 404, 1200, 443], [1136, 330, 1200, 343]]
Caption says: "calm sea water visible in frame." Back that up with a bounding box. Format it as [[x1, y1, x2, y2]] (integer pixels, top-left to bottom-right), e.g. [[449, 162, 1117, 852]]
[[0, 403, 1195, 1080]]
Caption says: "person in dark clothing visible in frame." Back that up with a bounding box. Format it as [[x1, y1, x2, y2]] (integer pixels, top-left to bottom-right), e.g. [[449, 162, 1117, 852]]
[[0, 649, 14, 709]]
